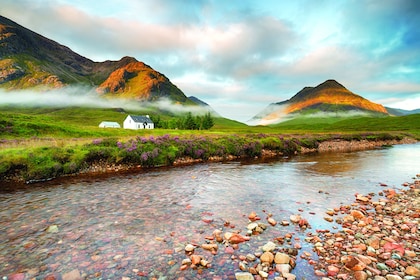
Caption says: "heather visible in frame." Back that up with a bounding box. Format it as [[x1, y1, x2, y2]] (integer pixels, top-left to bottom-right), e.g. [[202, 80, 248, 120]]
[[0, 132, 409, 184]]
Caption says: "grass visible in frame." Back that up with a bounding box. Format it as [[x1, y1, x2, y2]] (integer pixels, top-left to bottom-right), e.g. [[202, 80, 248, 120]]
[[0, 105, 419, 184], [271, 114, 420, 139]]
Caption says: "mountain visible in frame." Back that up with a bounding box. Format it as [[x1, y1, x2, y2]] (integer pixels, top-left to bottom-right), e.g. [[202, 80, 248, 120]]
[[188, 96, 220, 116], [250, 80, 389, 125], [0, 15, 192, 104], [385, 107, 420, 116]]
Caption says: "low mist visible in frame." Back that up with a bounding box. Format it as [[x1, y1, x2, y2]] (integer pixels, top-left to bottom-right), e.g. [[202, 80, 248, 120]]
[[0, 87, 213, 116]]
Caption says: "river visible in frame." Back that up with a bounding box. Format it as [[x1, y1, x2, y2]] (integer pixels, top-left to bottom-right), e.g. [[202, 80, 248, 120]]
[[1, 143, 419, 279]]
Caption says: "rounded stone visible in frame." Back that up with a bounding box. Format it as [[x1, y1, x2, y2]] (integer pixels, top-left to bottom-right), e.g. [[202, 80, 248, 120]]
[[274, 252, 290, 264], [185, 244, 195, 252], [260, 251, 274, 264], [262, 241, 276, 252]]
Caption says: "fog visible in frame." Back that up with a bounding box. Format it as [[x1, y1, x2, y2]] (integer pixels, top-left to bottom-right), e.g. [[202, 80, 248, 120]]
[[249, 105, 375, 126], [0, 87, 213, 115]]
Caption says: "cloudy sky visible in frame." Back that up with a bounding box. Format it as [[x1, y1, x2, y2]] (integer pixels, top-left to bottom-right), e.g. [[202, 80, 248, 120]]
[[2, 0, 420, 121]]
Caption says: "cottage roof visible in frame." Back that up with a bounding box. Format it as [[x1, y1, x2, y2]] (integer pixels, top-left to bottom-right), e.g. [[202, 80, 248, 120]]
[[100, 121, 119, 125], [129, 115, 153, 123], [99, 121, 120, 127]]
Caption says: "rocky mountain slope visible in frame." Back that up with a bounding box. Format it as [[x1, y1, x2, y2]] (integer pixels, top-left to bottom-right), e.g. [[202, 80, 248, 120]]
[[250, 80, 389, 125], [0, 15, 192, 104]]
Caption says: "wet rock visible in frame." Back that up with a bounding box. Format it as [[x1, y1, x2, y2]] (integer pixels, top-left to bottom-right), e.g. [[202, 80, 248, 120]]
[[8, 274, 25, 280], [235, 272, 254, 280], [327, 265, 340, 277], [282, 272, 296, 280], [405, 266, 420, 277], [376, 263, 389, 271], [351, 210, 365, 219], [247, 222, 259, 231], [366, 235, 381, 249], [46, 225, 59, 233], [356, 194, 370, 202], [385, 275, 402, 280], [248, 211, 258, 221], [267, 217, 277, 226], [281, 220, 290, 226], [190, 254, 201, 265], [246, 253, 256, 261], [404, 250, 416, 258], [201, 243, 218, 252], [225, 232, 250, 244], [274, 252, 290, 264], [185, 244, 195, 252], [276, 263, 291, 274], [260, 251, 274, 264], [239, 261, 248, 271], [62, 269, 82, 280], [298, 218, 309, 228], [258, 270, 268, 278], [262, 241, 276, 252], [181, 258, 192, 265], [213, 229, 223, 242], [354, 270, 368, 280], [289, 214, 301, 223], [324, 216, 334, 222]]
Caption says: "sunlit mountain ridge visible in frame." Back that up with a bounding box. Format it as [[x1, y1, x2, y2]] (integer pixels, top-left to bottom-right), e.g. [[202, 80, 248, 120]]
[[250, 80, 391, 125], [0, 15, 194, 106]]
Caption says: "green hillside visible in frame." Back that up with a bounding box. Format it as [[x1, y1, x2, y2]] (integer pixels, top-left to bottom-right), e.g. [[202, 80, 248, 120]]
[[271, 114, 420, 138]]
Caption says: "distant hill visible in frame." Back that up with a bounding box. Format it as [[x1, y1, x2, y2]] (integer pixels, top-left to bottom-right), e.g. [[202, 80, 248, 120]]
[[385, 107, 420, 116], [0, 15, 193, 104], [250, 80, 389, 125]]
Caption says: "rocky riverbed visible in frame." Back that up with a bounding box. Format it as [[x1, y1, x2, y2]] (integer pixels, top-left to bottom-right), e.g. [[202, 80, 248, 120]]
[[305, 175, 420, 280], [181, 175, 420, 280]]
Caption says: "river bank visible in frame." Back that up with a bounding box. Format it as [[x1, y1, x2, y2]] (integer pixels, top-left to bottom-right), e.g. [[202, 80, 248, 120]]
[[0, 133, 417, 186]]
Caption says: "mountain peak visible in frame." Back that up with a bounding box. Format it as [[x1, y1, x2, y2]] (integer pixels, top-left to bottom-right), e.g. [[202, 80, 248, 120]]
[[250, 79, 388, 125], [0, 15, 192, 104]]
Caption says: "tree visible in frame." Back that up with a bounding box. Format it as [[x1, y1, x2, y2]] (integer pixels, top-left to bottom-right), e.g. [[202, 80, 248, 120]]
[[201, 112, 214, 130], [184, 112, 197, 130]]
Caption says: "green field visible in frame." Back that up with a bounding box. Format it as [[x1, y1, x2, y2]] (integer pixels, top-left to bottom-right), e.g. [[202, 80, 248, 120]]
[[1, 106, 419, 184], [1, 106, 419, 139]]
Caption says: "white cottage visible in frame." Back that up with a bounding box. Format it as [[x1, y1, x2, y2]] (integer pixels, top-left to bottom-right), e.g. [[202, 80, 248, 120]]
[[99, 121, 121, 128], [123, 115, 154, 130]]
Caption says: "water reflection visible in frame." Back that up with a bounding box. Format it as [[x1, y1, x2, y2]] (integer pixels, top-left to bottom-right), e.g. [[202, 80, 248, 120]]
[[0, 143, 419, 279]]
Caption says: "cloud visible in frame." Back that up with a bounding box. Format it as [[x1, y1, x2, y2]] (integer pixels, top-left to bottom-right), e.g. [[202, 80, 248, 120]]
[[0, 88, 212, 115], [1, 0, 420, 122]]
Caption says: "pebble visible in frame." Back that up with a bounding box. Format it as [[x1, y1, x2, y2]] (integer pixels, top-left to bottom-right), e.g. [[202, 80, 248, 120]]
[[289, 214, 301, 223], [259, 270, 269, 278], [235, 272, 254, 280], [262, 241, 276, 252], [62, 269, 81, 280], [185, 244, 195, 252], [405, 266, 420, 277], [276, 263, 291, 274], [260, 251, 274, 264], [274, 252, 290, 264], [282, 272, 296, 280]]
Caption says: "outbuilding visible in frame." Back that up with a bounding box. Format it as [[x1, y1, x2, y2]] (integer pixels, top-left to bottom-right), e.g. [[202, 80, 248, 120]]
[[99, 121, 121, 128], [123, 115, 154, 130]]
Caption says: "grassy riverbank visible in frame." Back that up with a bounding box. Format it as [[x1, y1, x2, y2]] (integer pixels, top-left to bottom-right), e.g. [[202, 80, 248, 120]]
[[1, 107, 419, 184], [0, 132, 415, 185]]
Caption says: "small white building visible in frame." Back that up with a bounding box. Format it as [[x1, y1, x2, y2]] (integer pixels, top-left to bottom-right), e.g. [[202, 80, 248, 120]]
[[123, 115, 154, 130], [99, 121, 121, 128]]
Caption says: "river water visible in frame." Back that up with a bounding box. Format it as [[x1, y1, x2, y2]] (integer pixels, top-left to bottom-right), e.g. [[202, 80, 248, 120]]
[[1, 143, 419, 280]]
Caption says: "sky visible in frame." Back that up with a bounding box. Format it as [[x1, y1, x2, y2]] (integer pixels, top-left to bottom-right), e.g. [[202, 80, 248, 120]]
[[2, 0, 420, 122]]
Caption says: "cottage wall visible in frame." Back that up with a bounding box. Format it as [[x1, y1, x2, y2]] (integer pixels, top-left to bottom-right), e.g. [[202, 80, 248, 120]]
[[123, 116, 137, 129], [123, 115, 154, 130]]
